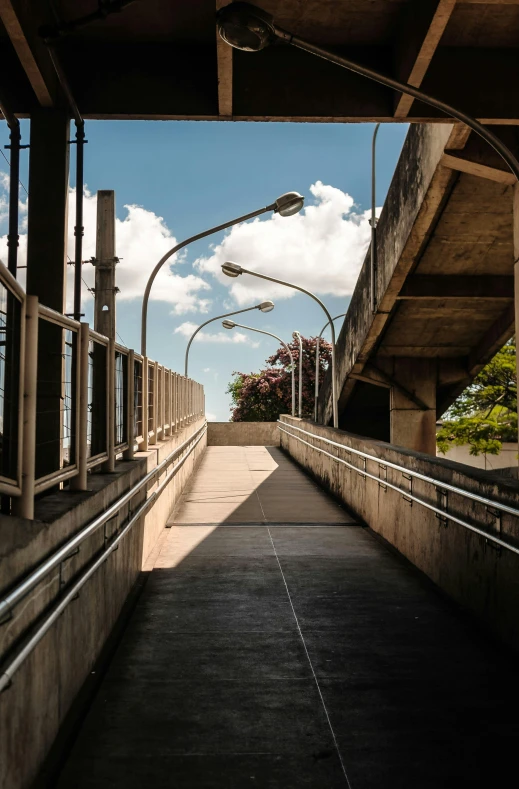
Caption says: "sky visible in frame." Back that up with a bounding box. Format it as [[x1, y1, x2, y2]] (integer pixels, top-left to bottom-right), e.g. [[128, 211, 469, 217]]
[[0, 120, 407, 420]]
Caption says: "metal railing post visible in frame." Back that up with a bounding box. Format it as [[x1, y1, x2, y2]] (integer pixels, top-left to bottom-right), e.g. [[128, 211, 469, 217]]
[[14, 295, 38, 520], [105, 337, 116, 472], [124, 349, 135, 460], [71, 322, 90, 490], [142, 356, 149, 451], [150, 361, 158, 445]]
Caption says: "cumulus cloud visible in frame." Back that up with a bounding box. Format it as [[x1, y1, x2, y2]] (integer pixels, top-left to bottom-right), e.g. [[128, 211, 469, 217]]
[[196, 181, 377, 305], [174, 321, 259, 347], [0, 176, 211, 315]]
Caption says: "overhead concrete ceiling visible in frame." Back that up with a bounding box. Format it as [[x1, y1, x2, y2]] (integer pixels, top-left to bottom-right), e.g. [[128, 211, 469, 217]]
[[1, 1, 519, 121]]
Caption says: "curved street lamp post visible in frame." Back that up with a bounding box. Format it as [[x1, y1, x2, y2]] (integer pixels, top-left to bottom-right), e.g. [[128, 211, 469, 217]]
[[216, 3, 519, 181], [184, 300, 274, 377], [140, 190, 304, 357], [222, 261, 339, 428], [292, 330, 303, 418], [222, 320, 296, 417], [314, 314, 346, 423]]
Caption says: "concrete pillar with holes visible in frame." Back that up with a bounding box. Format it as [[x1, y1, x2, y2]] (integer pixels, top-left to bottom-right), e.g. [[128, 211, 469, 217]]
[[93, 190, 117, 340], [26, 109, 70, 481], [388, 358, 438, 455]]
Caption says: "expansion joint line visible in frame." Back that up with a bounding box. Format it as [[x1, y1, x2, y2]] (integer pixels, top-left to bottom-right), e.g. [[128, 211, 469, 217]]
[[266, 527, 352, 788]]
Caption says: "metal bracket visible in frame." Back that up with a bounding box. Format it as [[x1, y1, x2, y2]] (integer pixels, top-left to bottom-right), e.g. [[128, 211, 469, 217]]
[[401, 472, 413, 505], [357, 457, 367, 478], [435, 486, 448, 527], [378, 463, 387, 491], [59, 547, 80, 588], [485, 507, 502, 555]]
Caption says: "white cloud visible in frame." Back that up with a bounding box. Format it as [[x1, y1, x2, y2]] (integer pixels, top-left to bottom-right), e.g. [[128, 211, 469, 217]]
[[174, 321, 259, 347], [206, 412, 217, 421], [196, 180, 378, 305], [203, 367, 211, 373], [0, 176, 211, 315]]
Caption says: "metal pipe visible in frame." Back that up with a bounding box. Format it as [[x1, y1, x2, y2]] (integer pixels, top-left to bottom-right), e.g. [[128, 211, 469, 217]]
[[293, 331, 303, 417], [73, 121, 85, 321], [141, 203, 277, 357], [125, 349, 135, 459], [371, 123, 380, 313], [141, 357, 149, 450], [13, 296, 38, 519], [70, 323, 89, 490], [0, 423, 207, 694], [106, 338, 116, 471], [185, 304, 265, 377], [227, 322, 296, 417], [236, 267, 339, 428], [40, 0, 138, 42], [314, 314, 346, 422], [278, 421, 519, 557], [6, 121, 21, 278]]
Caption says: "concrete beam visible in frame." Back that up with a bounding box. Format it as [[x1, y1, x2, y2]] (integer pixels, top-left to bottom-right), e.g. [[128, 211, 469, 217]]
[[397, 275, 514, 300], [0, 0, 55, 107], [393, 0, 457, 119], [440, 152, 517, 185], [216, 0, 232, 118]]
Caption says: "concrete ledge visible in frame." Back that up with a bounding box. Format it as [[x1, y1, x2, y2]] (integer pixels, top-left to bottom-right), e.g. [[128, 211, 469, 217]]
[[0, 419, 206, 789], [207, 421, 280, 446], [280, 415, 519, 651]]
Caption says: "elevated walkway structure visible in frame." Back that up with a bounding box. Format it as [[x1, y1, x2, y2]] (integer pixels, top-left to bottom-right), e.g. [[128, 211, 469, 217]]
[[48, 444, 519, 788]]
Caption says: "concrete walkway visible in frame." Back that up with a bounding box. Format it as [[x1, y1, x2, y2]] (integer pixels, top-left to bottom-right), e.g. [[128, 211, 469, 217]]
[[55, 447, 519, 788]]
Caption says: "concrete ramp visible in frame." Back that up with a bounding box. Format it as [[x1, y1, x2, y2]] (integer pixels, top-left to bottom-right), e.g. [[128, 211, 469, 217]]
[[53, 446, 519, 788]]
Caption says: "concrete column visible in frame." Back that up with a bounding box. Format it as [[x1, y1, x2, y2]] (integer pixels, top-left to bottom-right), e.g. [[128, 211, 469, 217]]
[[513, 184, 519, 470], [26, 110, 70, 481], [389, 358, 437, 454], [93, 190, 117, 340]]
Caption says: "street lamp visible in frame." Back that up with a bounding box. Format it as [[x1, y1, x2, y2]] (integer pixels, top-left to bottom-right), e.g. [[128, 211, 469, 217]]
[[222, 320, 296, 417], [221, 261, 339, 428], [314, 314, 346, 423], [216, 3, 519, 181], [140, 190, 304, 356], [292, 330, 303, 418], [184, 300, 274, 376]]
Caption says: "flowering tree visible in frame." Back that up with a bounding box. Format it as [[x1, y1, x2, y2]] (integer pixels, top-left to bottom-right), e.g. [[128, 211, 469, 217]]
[[227, 335, 332, 422]]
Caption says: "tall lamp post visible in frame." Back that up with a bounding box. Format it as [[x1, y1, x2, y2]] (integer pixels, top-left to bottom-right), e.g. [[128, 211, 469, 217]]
[[184, 300, 274, 376], [314, 314, 346, 423], [222, 320, 296, 417], [292, 330, 303, 417], [140, 190, 304, 357], [216, 3, 519, 181], [221, 261, 339, 428]]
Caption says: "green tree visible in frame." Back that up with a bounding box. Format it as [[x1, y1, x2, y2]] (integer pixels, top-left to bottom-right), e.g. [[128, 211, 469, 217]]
[[226, 335, 331, 422], [437, 338, 517, 456]]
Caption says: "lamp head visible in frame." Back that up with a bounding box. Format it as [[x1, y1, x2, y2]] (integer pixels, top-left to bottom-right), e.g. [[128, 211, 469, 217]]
[[222, 319, 236, 330], [217, 2, 276, 52], [258, 300, 274, 313], [222, 261, 243, 278], [274, 191, 305, 217]]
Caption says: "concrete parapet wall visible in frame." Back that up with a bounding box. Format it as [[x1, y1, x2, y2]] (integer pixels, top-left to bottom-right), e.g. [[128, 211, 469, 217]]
[[279, 415, 519, 651], [207, 421, 280, 446], [0, 418, 206, 789]]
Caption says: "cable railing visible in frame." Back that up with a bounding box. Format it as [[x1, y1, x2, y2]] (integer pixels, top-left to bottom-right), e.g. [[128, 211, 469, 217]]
[[278, 420, 519, 557], [0, 260, 205, 518]]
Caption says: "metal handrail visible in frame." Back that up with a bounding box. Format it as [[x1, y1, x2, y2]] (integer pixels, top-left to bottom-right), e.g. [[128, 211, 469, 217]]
[[0, 421, 207, 625], [0, 422, 207, 693], [278, 421, 519, 554]]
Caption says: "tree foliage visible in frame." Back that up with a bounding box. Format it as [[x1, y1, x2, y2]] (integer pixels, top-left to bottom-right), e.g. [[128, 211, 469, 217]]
[[437, 338, 517, 456], [227, 335, 332, 422]]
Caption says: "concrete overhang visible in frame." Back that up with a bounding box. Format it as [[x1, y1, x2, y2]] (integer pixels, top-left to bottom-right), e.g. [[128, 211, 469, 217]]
[[2, 1, 519, 122]]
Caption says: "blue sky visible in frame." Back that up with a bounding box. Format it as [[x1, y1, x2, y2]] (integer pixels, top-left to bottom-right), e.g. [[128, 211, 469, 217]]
[[0, 120, 407, 420]]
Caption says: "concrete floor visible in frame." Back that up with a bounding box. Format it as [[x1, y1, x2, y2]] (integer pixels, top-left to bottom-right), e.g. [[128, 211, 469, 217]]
[[55, 447, 519, 788]]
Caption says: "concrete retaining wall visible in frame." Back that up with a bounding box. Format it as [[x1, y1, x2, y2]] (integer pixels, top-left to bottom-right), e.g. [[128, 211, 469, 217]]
[[280, 415, 519, 651], [207, 421, 280, 446], [0, 418, 206, 789]]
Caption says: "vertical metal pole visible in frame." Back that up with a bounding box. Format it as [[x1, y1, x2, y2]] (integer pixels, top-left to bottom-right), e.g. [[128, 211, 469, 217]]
[[73, 121, 85, 321], [371, 123, 380, 314], [314, 336, 320, 422], [14, 296, 38, 519], [105, 338, 115, 472], [71, 322, 89, 491], [293, 331, 303, 417], [124, 349, 135, 460], [7, 121, 21, 278], [142, 357, 149, 450]]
